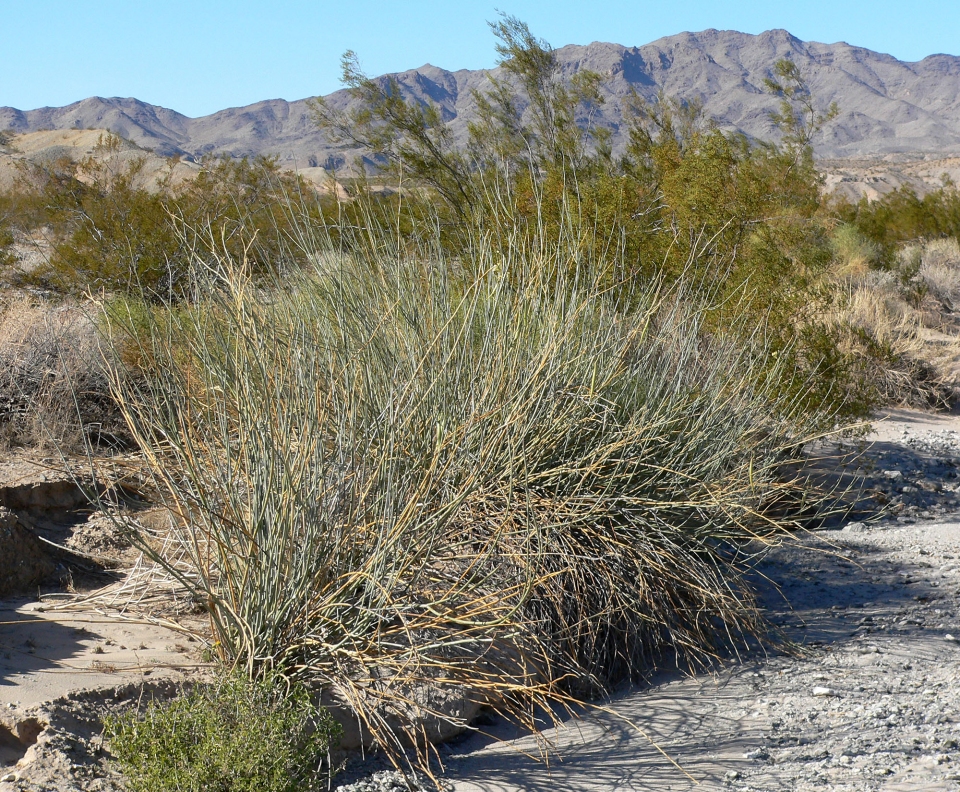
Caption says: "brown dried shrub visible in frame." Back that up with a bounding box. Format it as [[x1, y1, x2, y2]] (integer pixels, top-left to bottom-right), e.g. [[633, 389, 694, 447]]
[[0, 292, 128, 450]]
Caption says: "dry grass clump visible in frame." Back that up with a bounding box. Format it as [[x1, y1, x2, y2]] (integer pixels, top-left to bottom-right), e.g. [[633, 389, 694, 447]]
[[101, 222, 837, 771], [825, 229, 960, 408], [830, 222, 884, 278], [0, 291, 127, 450], [917, 237, 960, 311]]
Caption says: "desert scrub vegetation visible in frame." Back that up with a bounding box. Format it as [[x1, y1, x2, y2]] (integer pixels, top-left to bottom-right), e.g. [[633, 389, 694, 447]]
[[0, 292, 127, 450], [12, 15, 960, 786], [835, 180, 960, 264], [0, 132, 322, 295], [825, 225, 960, 407], [3, 19, 890, 787], [313, 17, 871, 420], [824, 179, 960, 405], [98, 200, 842, 776], [103, 672, 342, 792]]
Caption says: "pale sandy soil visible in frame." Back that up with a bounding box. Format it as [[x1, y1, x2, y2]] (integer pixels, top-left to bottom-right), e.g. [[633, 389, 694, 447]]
[[0, 459, 204, 789], [0, 603, 199, 711], [820, 155, 960, 203], [430, 411, 960, 792], [2, 411, 960, 791]]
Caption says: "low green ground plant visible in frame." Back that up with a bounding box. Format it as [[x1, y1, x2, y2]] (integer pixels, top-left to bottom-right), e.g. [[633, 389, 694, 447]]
[[103, 673, 341, 792]]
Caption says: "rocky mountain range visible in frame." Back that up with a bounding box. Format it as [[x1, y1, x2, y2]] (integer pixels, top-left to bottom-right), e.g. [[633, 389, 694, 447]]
[[4, 28, 960, 169]]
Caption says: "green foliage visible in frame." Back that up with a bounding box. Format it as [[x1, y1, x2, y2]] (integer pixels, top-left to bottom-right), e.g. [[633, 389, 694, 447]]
[[312, 14, 610, 224], [46, 152, 182, 293], [312, 52, 473, 219], [174, 155, 318, 268], [830, 222, 883, 275], [103, 673, 341, 792], [3, 134, 319, 296], [764, 59, 839, 161], [314, 25, 867, 418], [835, 183, 960, 261]]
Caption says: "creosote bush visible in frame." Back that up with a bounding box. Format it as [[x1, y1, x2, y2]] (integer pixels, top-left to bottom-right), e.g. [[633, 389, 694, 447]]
[[1, 133, 321, 296], [103, 673, 342, 792]]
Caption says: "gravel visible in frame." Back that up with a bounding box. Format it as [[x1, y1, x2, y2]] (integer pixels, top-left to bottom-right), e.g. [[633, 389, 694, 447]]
[[4, 410, 960, 792]]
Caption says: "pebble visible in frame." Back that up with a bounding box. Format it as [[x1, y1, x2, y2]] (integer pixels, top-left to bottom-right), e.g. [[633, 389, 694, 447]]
[[884, 470, 904, 479], [812, 686, 839, 697], [335, 771, 427, 792], [946, 634, 959, 643]]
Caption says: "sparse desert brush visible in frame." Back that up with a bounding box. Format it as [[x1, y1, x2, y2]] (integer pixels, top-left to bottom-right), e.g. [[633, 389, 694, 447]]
[[104, 672, 342, 792], [101, 209, 841, 773], [0, 291, 127, 449], [917, 237, 960, 310], [826, 268, 956, 407]]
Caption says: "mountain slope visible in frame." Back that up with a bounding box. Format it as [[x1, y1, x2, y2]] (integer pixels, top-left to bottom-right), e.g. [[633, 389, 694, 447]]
[[4, 29, 960, 166]]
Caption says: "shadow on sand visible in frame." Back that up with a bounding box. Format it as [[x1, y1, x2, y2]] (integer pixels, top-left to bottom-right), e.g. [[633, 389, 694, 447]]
[[434, 522, 944, 791]]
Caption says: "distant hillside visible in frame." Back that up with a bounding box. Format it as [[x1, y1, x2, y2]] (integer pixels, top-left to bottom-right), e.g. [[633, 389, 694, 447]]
[[4, 28, 960, 169]]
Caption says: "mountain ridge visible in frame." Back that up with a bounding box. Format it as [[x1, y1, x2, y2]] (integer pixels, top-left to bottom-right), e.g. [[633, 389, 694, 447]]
[[4, 28, 960, 166]]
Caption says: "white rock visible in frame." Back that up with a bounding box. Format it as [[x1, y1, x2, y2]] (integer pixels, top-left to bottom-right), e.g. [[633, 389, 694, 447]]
[[812, 686, 839, 697], [945, 634, 959, 643]]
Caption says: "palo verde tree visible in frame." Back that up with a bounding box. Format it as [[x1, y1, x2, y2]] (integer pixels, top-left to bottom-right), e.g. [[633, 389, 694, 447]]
[[312, 23, 870, 416], [312, 15, 613, 225]]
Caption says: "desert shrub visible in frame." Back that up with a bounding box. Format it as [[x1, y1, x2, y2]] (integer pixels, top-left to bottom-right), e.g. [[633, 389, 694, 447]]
[[101, 206, 838, 769], [0, 293, 127, 449], [824, 265, 958, 408], [835, 183, 960, 261], [315, 17, 863, 420], [5, 136, 182, 293], [917, 237, 960, 309], [104, 673, 341, 792], [5, 135, 321, 297], [814, 216, 960, 408]]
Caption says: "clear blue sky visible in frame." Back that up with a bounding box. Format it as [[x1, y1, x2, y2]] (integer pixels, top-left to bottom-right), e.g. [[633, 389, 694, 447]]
[[5, 0, 960, 118]]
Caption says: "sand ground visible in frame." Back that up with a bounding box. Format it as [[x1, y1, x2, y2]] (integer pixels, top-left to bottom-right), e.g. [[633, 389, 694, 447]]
[[2, 410, 960, 791]]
